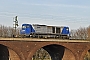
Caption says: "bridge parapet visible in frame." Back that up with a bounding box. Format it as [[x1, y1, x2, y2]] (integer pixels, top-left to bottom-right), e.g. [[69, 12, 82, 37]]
[[0, 38, 90, 42]]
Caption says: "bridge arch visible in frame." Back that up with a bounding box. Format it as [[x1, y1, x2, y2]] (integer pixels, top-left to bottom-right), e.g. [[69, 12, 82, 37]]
[[27, 43, 76, 60], [0, 44, 24, 60], [0, 44, 9, 60]]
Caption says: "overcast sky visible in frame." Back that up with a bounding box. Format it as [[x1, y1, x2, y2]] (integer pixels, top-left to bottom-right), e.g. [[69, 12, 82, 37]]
[[0, 0, 90, 29]]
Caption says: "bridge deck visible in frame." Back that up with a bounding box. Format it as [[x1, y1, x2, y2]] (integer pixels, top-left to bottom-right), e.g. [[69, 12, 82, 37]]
[[0, 38, 90, 42]]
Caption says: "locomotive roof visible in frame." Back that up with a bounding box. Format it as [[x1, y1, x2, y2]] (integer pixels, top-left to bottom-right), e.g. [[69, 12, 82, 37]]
[[32, 24, 46, 26], [22, 24, 69, 28]]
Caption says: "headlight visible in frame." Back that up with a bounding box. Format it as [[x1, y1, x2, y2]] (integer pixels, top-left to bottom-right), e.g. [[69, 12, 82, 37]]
[[66, 28, 69, 30], [22, 30, 25, 32]]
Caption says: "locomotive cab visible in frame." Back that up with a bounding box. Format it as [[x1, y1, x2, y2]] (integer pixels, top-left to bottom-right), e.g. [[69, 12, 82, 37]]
[[20, 24, 35, 36], [61, 27, 70, 35], [61, 27, 70, 38]]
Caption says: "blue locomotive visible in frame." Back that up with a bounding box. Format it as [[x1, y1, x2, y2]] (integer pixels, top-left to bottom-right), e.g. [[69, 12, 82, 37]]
[[20, 24, 70, 39]]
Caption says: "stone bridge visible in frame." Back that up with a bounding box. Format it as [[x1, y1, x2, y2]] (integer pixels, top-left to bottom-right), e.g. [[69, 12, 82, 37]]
[[0, 38, 90, 60]]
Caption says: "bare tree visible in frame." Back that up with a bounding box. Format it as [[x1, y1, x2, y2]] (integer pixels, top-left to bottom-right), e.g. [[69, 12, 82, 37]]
[[32, 48, 51, 60], [87, 25, 90, 39], [77, 27, 87, 39], [0, 24, 20, 38], [0, 25, 3, 37], [70, 30, 77, 39], [3, 26, 8, 37], [84, 49, 90, 60], [70, 27, 87, 40]]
